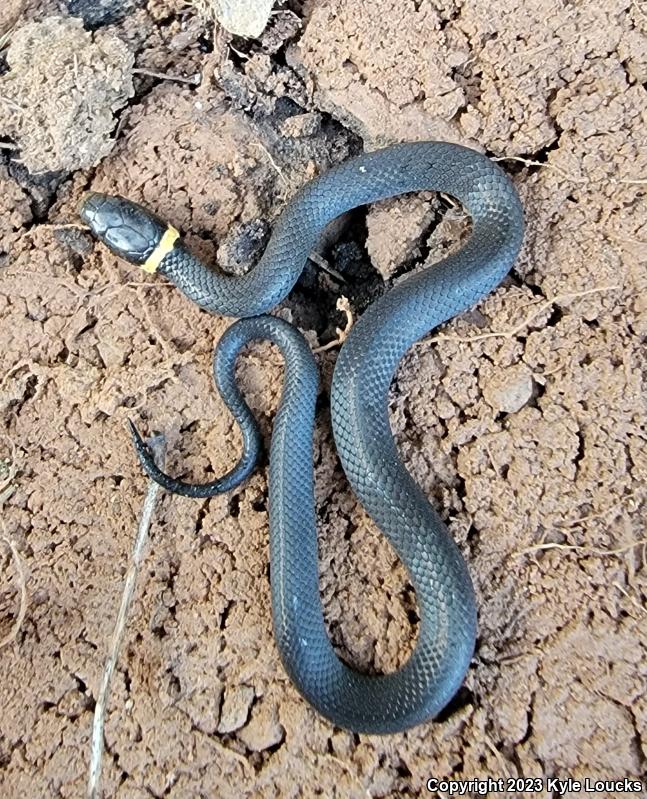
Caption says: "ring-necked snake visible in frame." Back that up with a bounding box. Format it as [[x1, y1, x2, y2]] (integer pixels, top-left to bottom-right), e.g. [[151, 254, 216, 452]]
[[80, 141, 523, 733]]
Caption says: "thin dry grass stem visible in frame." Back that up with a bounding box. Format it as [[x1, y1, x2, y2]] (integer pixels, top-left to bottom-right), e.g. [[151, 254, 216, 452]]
[[252, 142, 289, 186], [72, 52, 81, 90], [211, 22, 231, 70], [0, 30, 12, 50], [0, 434, 18, 496], [124, 280, 173, 288], [556, 492, 641, 528], [612, 582, 646, 616], [132, 67, 201, 85], [88, 435, 166, 799], [40, 222, 88, 232], [633, 0, 647, 23], [76, 280, 174, 307], [424, 285, 620, 348], [483, 733, 513, 778], [0, 95, 23, 112], [0, 532, 28, 650], [0, 484, 16, 505], [514, 537, 647, 558], [493, 155, 647, 186], [313, 297, 353, 353], [308, 250, 346, 282], [229, 44, 249, 60]]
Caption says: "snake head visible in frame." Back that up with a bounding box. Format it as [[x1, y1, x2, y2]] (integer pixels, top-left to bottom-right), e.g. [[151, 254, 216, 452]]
[[79, 192, 169, 265]]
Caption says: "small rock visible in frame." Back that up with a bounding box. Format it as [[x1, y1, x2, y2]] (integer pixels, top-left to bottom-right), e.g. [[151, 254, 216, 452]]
[[169, 16, 204, 52], [260, 10, 301, 54], [55, 689, 91, 719], [280, 112, 322, 139], [482, 364, 535, 414], [217, 218, 270, 275], [212, 0, 274, 39], [54, 227, 94, 256], [66, 0, 140, 28], [238, 701, 285, 751], [217, 685, 255, 734], [245, 53, 273, 84]]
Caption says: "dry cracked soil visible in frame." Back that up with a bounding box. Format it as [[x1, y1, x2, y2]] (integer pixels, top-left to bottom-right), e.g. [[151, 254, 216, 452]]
[[0, 1, 645, 798]]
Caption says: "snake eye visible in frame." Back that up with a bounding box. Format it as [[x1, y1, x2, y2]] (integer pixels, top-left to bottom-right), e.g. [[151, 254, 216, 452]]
[[79, 192, 169, 264]]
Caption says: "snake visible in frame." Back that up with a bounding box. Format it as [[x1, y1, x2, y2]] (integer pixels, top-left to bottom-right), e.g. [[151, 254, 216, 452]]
[[79, 141, 523, 734]]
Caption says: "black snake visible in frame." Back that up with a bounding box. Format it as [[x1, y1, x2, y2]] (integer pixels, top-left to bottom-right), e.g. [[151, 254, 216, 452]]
[[80, 141, 524, 733]]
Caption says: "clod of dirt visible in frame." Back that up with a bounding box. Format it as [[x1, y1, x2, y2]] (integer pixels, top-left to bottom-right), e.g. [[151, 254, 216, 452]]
[[0, 163, 31, 257], [217, 684, 255, 733], [0, 16, 134, 172], [66, 0, 143, 29], [237, 701, 285, 752], [293, 0, 464, 148], [197, 0, 274, 38], [280, 110, 322, 138], [259, 9, 301, 54], [217, 218, 271, 275], [480, 362, 535, 414], [0, 1, 25, 34], [294, 0, 631, 155], [7, 159, 66, 220], [366, 194, 436, 279], [53, 226, 94, 257]]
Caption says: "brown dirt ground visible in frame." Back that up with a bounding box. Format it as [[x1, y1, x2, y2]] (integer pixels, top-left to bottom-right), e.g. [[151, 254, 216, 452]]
[[1, 1, 646, 798]]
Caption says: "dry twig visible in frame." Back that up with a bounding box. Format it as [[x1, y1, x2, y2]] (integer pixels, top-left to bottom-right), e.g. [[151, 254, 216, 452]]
[[0, 95, 23, 113], [0, 434, 18, 497], [252, 142, 289, 186], [493, 155, 647, 186], [88, 435, 166, 799], [313, 297, 354, 353], [308, 250, 346, 283], [0, 24, 14, 51], [132, 67, 201, 86], [424, 285, 620, 348], [514, 537, 647, 558]]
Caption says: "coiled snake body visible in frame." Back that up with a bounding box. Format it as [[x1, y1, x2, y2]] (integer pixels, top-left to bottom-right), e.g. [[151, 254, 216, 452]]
[[80, 142, 523, 733]]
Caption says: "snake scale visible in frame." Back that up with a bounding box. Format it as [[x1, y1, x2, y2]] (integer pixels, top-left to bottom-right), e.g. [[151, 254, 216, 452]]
[[80, 141, 524, 733]]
